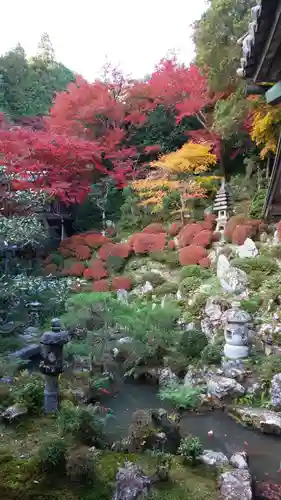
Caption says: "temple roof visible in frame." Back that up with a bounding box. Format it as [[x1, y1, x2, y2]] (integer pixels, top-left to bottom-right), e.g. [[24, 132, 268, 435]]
[[237, 0, 281, 84]]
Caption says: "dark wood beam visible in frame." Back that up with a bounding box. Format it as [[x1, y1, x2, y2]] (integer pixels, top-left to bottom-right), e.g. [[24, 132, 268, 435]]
[[254, 0, 281, 83]]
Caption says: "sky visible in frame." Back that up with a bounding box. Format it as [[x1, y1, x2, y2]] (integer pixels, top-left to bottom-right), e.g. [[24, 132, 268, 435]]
[[0, 0, 208, 81]]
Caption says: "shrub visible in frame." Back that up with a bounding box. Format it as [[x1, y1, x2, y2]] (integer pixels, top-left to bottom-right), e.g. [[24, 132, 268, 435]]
[[75, 245, 92, 261], [142, 223, 165, 234], [150, 251, 180, 268], [159, 383, 203, 410], [66, 446, 95, 483], [200, 343, 222, 365], [179, 245, 207, 266], [179, 329, 208, 358], [98, 242, 131, 260], [177, 224, 201, 247], [92, 279, 110, 292], [38, 436, 67, 472], [141, 272, 165, 287], [202, 214, 216, 230], [224, 215, 247, 240], [83, 233, 110, 248], [168, 222, 182, 236], [57, 401, 103, 446], [67, 262, 85, 277], [178, 436, 203, 465], [49, 253, 64, 267], [83, 260, 108, 280], [180, 265, 212, 281], [240, 295, 261, 314], [231, 256, 278, 276], [179, 277, 202, 296], [12, 375, 44, 413], [107, 255, 126, 273], [212, 232, 221, 242], [192, 230, 212, 247], [44, 263, 58, 275], [112, 276, 133, 291], [154, 282, 178, 296], [168, 240, 176, 250], [231, 225, 250, 245], [199, 257, 211, 268], [132, 233, 166, 254], [0, 383, 13, 406]]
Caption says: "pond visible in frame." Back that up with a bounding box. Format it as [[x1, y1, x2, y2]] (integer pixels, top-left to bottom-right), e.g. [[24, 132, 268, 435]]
[[103, 379, 281, 487]]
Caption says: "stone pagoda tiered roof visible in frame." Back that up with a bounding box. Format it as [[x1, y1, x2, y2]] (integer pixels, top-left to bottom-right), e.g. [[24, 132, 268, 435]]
[[213, 180, 232, 213]]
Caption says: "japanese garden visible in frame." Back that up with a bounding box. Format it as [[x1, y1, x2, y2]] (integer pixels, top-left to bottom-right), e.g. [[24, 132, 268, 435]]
[[1, 1, 281, 499]]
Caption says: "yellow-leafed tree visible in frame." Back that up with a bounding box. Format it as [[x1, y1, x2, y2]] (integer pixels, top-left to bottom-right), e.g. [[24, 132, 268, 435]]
[[133, 141, 217, 222], [250, 99, 281, 159]]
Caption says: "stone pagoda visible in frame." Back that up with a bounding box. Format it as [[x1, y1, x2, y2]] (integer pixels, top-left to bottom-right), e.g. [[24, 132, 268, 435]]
[[213, 179, 232, 233]]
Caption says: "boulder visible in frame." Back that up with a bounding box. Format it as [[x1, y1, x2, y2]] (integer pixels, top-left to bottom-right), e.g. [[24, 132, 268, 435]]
[[205, 297, 223, 322], [221, 359, 248, 382], [158, 368, 178, 386], [200, 449, 229, 467], [230, 451, 248, 469], [236, 238, 258, 259], [217, 255, 248, 295], [112, 461, 151, 500], [271, 373, 281, 410], [10, 343, 40, 360], [219, 469, 252, 499], [230, 406, 281, 435], [1, 404, 28, 422], [184, 366, 206, 387], [207, 374, 245, 399]]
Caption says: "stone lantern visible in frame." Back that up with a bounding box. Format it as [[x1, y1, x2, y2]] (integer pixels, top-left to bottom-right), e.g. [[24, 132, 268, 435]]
[[27, 301, 42, 327], [213, 179, 232, 233], [223, 302, 251, 360], [39, 318, 69, 413]]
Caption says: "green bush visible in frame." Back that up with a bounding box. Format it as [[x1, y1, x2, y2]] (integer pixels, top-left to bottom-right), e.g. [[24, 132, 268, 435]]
[[107, 255, 126, 273], [231, 256, 278, 276], [178, 436, 203, 466], [179, 277, 202, 297], [57, 401, 104, 446], [200, 343, 222, 365], [140, 272, 165, 287], [150, 251, 180, 268], [159, 383, 203, 410], [180, 265, 212, 281], [260, 277, 281, 307], [257, 355, 281, 383], [154, 282, 178, 296], [240, 295, 261, 314], [38, 435, 67, 472], [12, 375, 44, 413], [249, 188, 268, 219], [179, 329, 207, 359], [66, 446, 96, 483], [0, 383, 13, 407]]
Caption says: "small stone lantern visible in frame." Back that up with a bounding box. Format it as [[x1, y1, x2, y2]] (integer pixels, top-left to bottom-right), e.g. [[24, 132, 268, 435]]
[[39, 318, 69, 414], [223, 302, 251, 360], [27, 301, 42, 327], [213, 179, 232, 233]]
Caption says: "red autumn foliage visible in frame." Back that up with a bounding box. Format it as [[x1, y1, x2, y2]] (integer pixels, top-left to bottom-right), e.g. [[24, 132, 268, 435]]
[[112, 276, 132, 291], [177, 223, 202, 247], [132, 233, 166, 254], [179, 245, 207, 266], [75, 245, 92, 261], [83, 233, 111, 248], [168, 223, 182, 236], [44, 263, 58, 275], [83, 260, 108, 280], [192, 230, 212, 247], [224, 215, 247, 240], [168, 240, 176, 250], [92, 279, 110, 292], [202, 214, 216, 230], [212, 232, 221, 242], [231, 225, 251, 245], [142, 223, 165, 234], [67, 262, 85, 277], [199, 257, 211, 268], [98, 242, 131, 261]]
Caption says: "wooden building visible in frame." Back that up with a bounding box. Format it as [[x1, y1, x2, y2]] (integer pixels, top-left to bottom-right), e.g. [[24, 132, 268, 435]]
[[237, 0, 281, 220]]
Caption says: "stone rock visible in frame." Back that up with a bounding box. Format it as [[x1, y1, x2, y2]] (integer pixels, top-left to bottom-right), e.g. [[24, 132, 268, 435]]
[[219, 469, 252, 499], [230, 406, 281, 435], [1, 404, 28, 422], [271, 373, 281, 409], [230, 451, 248, 469], [158, 368, 178, 386], [217, 255, 248, 295], [259, 232, 268, 243], [272, 230, 280, 246], [207, 374, 245, 399], [184, 366, 206, 387], [200, 449, 229, 467], [236, 238, 258, 259], [117, 337, 133, 345], [201, 317, 215, 342], [221, 359, 248, 382], [10, 344, 40, 360], [112, 461, 151, 500], [117, 289, 129, 303], [205, 297, 223, 322]]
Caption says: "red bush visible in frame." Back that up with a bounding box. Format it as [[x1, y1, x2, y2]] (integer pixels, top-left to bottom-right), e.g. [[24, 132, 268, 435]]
[[202, 214, 216, 230], [75, 245, 92, 261], [168, 223, 182, 236], [231, 225, 250, 245], [83, 233, 110, 248], [112, 276, 133, 291], [212, 232, 221, 242], [179, 245, 207, 266], [177, 224, 201, 248], [224, 215, 247, 240], [142, 223, 165, 234], [44, 263, 58, 275], [192, 230, 212, 247], [168, 240, 176, 250], [83, 260, 108, 280], [68, 262, 85, 277], [59, 245, 74, 258], [92, 279, 110, 292], [199, 257, 211, 268], [132, 233, 166, 254], [98, 242, 131, 260]]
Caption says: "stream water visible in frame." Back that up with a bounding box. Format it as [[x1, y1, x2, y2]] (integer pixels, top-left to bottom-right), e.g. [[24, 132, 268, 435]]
[[102, 380, 281, 488]]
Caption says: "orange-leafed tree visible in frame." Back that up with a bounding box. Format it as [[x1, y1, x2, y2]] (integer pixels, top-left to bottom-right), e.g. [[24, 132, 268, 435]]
[[132, 141, 217, 223]]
